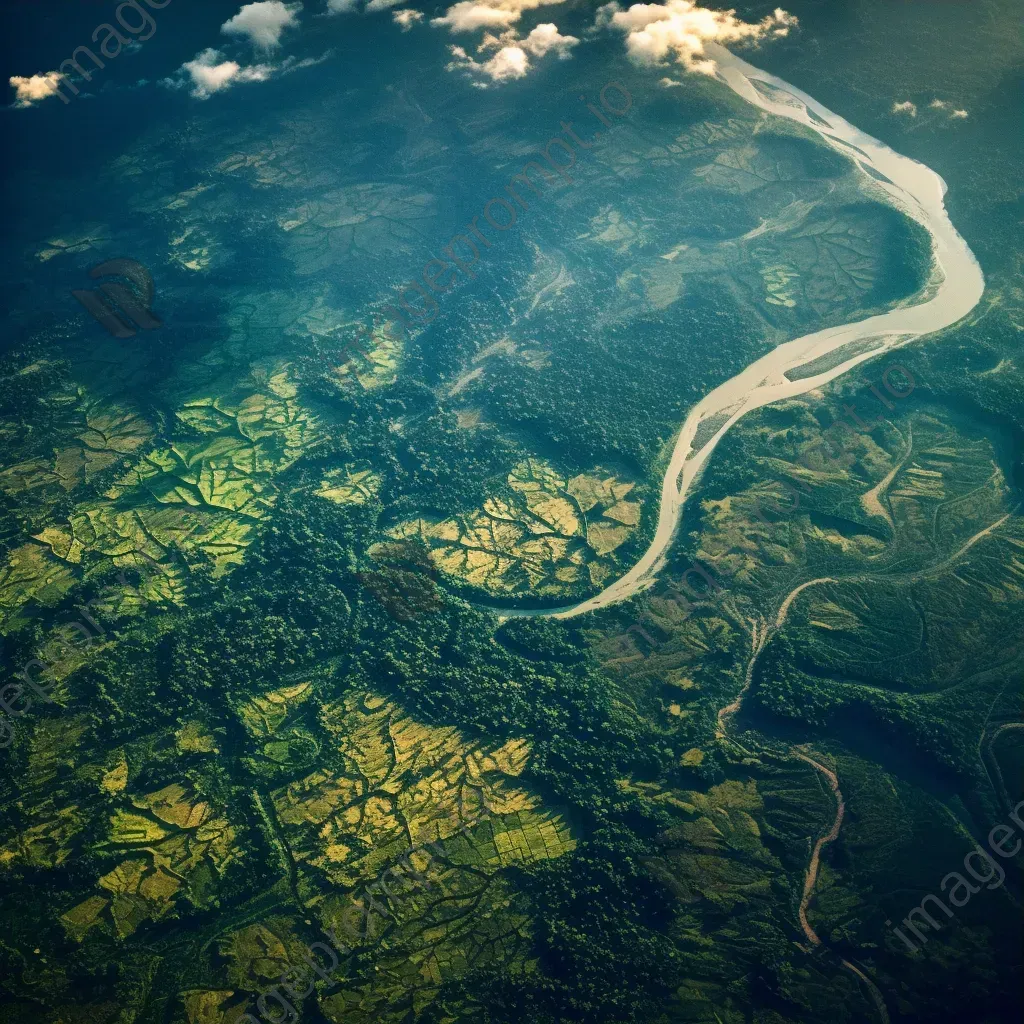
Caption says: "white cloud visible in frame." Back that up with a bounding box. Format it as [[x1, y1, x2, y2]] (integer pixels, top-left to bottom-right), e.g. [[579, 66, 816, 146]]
[[446, 42, 529, 82], [927, 98, 967, 119], [659, 75, 682, 87], [481, 44, 530, 78], [163, 48, 275, 99], [221, 1, 302, 49], [163, 48, 326, 98], [433, 3, 519, 32], [600, 0, 796, 76], [431, 0, 566, 33], [431, 0, 575, 84], [445, 21, 578, 83], [892, 100, 917, 116], [327, 0, 420, 16], [521, 22, 579, 58], [9, 71, 65, 108], [590, 1, 621, 33], [392, 8, 424, 30], [283, 51, 334, 72]]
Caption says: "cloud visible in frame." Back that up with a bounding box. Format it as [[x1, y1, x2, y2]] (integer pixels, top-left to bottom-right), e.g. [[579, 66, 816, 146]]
[[326, 0, 415, 15], [599, 0, 796, 76], [433, 3, 520, 32], [521, 22, 579, 57], [163, 48, 276, 99], [926, 98, 968, 119], [221, 1, 302, 49], [446, 42, 528, 83], [9, 71, 65, 108], [590, 1, 621, 33], [283, 52, 334, 72], [478, 44, 529, 78], [392, 8, 424, 30], [163, 48, 328, 98], [445, 21, 578, 83], [430, 0, 575, 84], [431, 0, 565, 33], [892, 100, 917, 116]]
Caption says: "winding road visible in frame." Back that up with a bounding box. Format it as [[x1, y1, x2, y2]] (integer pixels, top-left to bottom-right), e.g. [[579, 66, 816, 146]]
[[793, 749, 891, 1024], [793, 749, 845, 948], [715, 576, 837, 736], [498, 44, 984, 621]]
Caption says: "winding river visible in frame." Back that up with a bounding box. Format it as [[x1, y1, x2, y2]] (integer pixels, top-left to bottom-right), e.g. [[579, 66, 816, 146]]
[[499, 43, 985, 621]]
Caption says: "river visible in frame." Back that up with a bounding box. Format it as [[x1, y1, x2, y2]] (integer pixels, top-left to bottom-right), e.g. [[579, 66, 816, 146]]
[[496, 43, 985, 621]]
